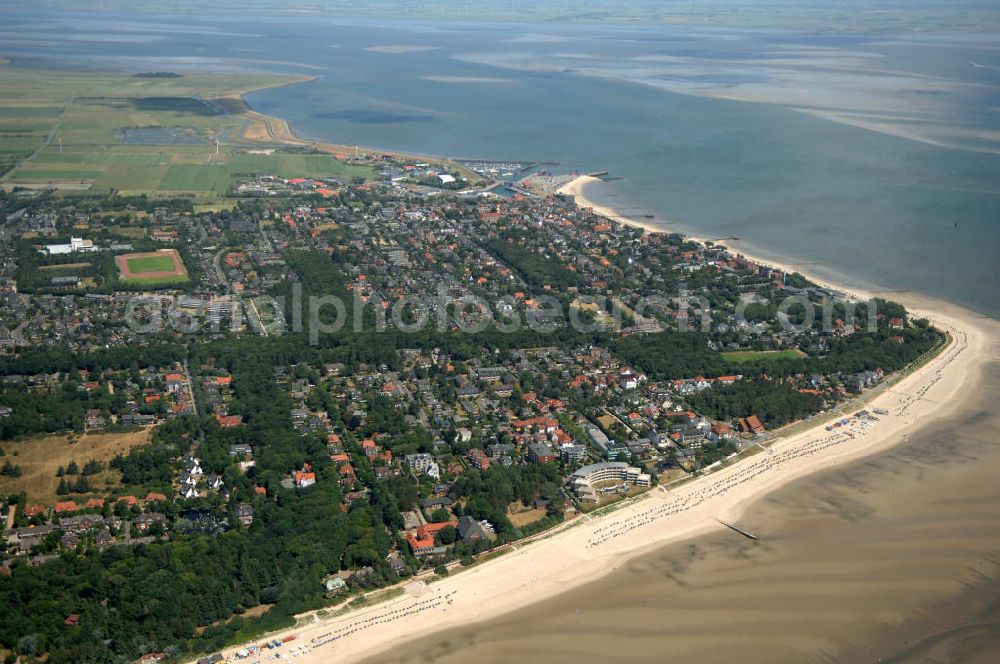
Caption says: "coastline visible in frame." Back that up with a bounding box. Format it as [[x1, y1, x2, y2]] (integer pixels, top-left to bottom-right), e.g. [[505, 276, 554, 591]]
[[229, 84, 483, 183], [557, 175, 889, 304], [193, 177, 998, 664]]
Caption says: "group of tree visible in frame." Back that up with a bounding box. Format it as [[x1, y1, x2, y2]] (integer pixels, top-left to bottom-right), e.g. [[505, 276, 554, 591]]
[[0, 460, 21, 478]]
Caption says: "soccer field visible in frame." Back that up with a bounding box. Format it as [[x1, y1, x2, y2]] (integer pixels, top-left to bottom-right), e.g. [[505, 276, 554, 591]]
[[116, 249, 188, 287], [126, 255, 177, 274]]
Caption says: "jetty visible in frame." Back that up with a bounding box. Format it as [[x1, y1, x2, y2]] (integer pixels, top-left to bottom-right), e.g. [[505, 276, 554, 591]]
[[715, 518, 759, 540]]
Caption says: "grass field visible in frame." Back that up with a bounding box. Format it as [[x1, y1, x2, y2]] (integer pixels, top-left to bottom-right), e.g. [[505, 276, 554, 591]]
[[722, 349, 807, 362], [121, 273, 189, 286], [0, 429, 152, 505], [116, 248, 189, 286], [159, 164, 233, 193], [507, 503, 547, 528], [126, 255, 177, 273], [107, 225, 149, 238], [39, 262, 92, 271]]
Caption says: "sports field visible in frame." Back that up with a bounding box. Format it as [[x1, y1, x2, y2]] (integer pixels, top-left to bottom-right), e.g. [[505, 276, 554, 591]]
[[116, 248, 188, 286], [127, 254, 177, 273]]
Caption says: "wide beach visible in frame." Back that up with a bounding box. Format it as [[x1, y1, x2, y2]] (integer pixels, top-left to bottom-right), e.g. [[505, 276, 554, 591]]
[[201, 189, 998, 664]]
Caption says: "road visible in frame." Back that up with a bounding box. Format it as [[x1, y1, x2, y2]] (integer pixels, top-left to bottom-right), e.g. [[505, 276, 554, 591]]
[[213, 247, 229, 293], [1, 96, 77, 184], [246, 297, 270, 337], [182, 358, 198, 417]]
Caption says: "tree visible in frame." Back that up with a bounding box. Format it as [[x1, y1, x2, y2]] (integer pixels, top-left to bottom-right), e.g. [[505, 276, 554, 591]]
[[438, 525, 457, 545], [66, 460, 79, 476], [430, 507, 451, 523], [0, 461, 21, 478]]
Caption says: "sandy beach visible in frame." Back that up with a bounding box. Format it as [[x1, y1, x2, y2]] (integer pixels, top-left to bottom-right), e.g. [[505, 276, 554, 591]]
[[198, 180, 997, 664], [557, 175, 887, 304], [366, 352, 1000, 664]]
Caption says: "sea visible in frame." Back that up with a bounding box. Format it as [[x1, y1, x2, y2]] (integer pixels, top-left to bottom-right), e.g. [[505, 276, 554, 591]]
[[365, 349, 1000, 663], [1, 10, 998, 315], [2, 9, 1000, 662]]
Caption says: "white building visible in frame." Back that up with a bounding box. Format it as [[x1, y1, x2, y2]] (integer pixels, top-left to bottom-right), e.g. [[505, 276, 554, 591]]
[[41, 237, 96, 255], [569, 462, 651, 503]]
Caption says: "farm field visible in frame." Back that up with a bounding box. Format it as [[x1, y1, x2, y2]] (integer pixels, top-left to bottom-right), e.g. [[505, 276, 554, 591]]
[[159, 164, 234, 193], [0, 429, 153, 505], [722, 348, 807, 362], [0, 64, 376, 197]]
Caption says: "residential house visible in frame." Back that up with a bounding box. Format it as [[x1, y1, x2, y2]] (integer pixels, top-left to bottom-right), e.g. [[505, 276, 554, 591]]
[[456, 515, 496, 542]]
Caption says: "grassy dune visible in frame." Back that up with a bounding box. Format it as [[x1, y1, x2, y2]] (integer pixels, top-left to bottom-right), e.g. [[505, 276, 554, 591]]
[[0, 429, 153, 505]]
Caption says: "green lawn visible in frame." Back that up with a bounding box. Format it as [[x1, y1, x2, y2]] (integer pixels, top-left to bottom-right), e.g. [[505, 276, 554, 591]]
[[126, 255, 176, 273], [120, 274, 188, 287], [722, 349, 806, 363]]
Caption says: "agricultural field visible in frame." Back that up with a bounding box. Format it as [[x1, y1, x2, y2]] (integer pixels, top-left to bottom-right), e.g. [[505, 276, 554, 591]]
[[722, 348, 807, 362], [0, 429, 152, 505], [228, 153, 375, 181], [0, 64, 376, 197], [159, 164, 234, 194]]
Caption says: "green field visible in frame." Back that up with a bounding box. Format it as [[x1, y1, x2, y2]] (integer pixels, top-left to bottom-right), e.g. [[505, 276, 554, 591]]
[[12, 168, 105, 179], [120, 270, 189, 287], [159, 164, 233, 193], [228, 153, 374, 180], [0, 106, 63, 117], [722, 349, 807, 363], [120, 275, 188, 287], [0, 65, 380, 196], [126, 255, 177, 273]]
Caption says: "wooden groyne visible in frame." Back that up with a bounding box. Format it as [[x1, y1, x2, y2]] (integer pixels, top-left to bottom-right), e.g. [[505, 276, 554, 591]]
[[715, 518, 759, 540]]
